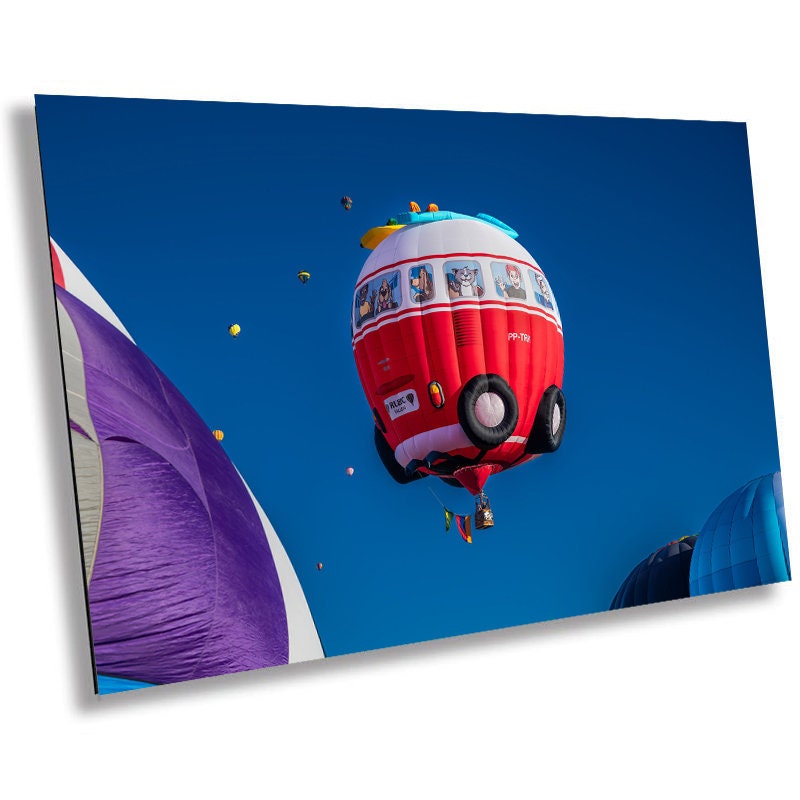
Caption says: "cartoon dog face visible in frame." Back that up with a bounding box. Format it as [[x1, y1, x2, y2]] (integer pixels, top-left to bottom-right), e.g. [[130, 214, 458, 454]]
[[450, 267, 483, 296], [453, 267, 478, 289], [411, 266, 434, 302], [377, 278, 395, 310]]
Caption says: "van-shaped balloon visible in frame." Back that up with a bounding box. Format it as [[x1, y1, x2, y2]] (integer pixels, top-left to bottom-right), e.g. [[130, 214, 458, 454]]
[[351, 210, 565, 493]]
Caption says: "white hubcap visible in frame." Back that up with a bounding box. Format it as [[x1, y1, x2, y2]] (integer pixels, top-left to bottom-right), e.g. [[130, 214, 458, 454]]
[[475, 392, 505, 427], [552, 402, 562, 434]]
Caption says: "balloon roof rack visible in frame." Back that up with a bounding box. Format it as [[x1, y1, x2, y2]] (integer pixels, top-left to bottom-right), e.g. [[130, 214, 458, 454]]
[[394, 209, 518, 239]]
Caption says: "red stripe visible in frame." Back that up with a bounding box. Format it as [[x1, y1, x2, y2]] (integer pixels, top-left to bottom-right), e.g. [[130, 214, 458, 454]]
[[50, 242, 65, 288], [352, 302, 562, 343]]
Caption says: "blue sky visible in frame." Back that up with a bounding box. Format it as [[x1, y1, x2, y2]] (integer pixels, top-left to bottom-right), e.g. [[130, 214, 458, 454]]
[[35, 95, 781, 658]]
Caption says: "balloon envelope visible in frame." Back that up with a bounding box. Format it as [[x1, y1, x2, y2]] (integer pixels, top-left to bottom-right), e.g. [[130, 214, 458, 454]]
[[97, 674, 156, 694], [56, 287, 292, 686], [689, 472, 790, 596], [611, 536, 697, 610], [352, 214, 564, 489], [51, 238, 324, 690]]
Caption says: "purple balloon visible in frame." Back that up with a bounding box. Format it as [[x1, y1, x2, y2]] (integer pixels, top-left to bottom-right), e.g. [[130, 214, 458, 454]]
[[58, 287, 289, 685]]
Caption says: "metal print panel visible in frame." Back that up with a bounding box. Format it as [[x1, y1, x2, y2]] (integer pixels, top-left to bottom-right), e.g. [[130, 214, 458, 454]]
[[34, 95, 790, 694]]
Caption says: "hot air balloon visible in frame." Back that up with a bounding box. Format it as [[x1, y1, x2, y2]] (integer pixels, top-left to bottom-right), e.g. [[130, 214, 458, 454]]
[[317, 562, 323, 571], [212, 429, 224, 441], [345, 467, 355, 476], [340, 196, 353, 211], [352, 207, 565, 514], [610, 535, 698, 610], [228, 323, 241, 338], [297, 270, 311, 284], [52, 246, 324, 690], [689, 472, 790, 596]]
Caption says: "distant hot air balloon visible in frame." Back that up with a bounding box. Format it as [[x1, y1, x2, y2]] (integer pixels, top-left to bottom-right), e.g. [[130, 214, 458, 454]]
[[316, 562, 323, 571], [212, 429, 224, 441], [610, 535, 698, 610], [689, 472, 790, 596], [228, 323, 241, 338], [426, 203, 439, 212], [297, 270, 311, 284], [409, 201, 421, 212], [340, 196, 353, 211], [352, 207, 565, 514], [345, 467, 354, 476]]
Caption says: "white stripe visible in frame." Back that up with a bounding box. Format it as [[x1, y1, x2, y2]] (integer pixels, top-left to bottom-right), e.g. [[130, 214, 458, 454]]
[[51, 239, 135, 342], [352, 303, 562, 347], [394, 427, 529, 466], [394, 424, 474, 467], [237, 471, 324, 663]]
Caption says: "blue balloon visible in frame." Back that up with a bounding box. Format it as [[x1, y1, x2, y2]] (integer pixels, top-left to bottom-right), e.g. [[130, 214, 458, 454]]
[[610, 536, 697, 610], [97, 674, 156, 695], [689, 472, 790, 596]]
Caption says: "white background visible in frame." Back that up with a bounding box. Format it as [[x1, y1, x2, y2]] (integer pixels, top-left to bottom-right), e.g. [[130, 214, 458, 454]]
[[2, 3, 797, 796]]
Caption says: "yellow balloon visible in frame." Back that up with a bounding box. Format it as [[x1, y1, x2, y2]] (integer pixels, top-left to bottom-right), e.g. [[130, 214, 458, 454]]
[[228, 324, 241, 337], [212, 429, 224, 441]]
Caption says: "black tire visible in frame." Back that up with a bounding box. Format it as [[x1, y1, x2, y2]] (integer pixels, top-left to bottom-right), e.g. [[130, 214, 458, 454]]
[[526, 385, 566, 454], [457, 374, 519, 449], [373, 427, 424, 484]]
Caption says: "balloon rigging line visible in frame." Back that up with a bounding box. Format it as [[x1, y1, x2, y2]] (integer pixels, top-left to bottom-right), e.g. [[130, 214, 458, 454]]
[[427, 485, 471, 517], [427, 485, 446, 509]]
